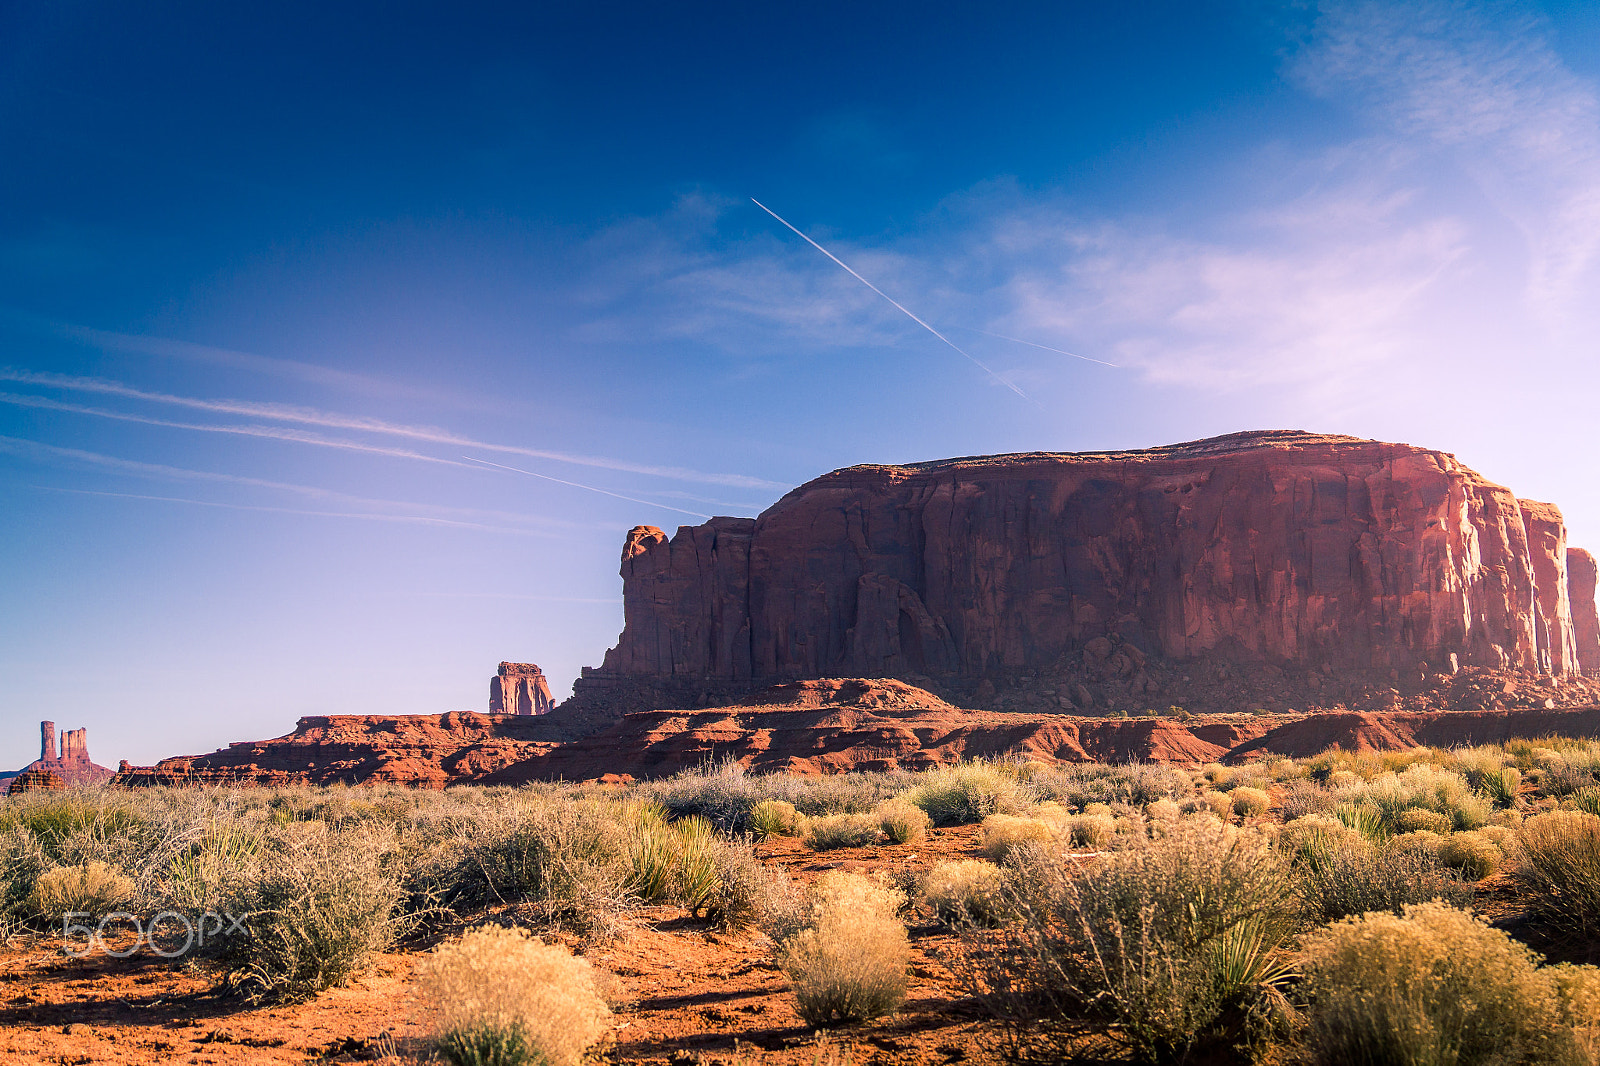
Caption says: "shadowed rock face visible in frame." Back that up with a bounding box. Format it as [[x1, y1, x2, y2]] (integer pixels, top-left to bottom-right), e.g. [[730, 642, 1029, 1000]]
[[571, 431, 1600, 717]]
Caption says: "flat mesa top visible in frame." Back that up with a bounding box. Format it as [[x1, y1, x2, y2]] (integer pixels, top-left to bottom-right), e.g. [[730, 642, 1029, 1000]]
[[828, 430, 1437, 480]]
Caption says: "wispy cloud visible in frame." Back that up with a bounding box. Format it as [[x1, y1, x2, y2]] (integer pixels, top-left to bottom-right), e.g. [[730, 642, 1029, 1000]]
[[0, 367, 786, 489], [0, 434, 586, 532], [1291, 0, 1600, 317], [32, 486, 552, 537]]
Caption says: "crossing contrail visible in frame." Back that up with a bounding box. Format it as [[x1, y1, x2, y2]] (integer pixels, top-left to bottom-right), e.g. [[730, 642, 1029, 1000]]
[[963, 328, 1121, 368], [461, 456, 712, 519], [750, 199, 1039, 406]]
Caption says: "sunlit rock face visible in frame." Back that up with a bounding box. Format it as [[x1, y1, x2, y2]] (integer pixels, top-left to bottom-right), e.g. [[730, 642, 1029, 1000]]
[[490, 662, 555, 715], [572, 430, 1600, 717]]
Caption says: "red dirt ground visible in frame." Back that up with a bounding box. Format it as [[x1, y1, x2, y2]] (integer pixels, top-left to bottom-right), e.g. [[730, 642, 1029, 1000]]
[[0, 826, 1011, 1065]]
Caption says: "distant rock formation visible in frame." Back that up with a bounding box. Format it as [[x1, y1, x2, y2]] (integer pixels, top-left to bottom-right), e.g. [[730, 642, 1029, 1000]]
[[567, 431, 1600, 720], [5, 721, 114, 793], [110, 679, 1600, 785], [489, 662, 555, 715]]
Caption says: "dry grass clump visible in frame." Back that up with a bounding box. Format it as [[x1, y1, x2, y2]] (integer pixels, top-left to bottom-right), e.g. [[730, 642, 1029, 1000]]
[[803, 813, 883, 851], [1393, 807, 1452, 834], [1513, 810, 1600, 943], [418, 925, 611, 1066], [1145, 798, 1181, 822], [1302, 902, 1598, 1066], [1293, 836, 1473, 922], [748, 799, 800, 838], [903, 763, 1027, 826], [921, 860, 1008, 927], [463, 796, 632, 937], [27, 861, 135, 920], [781, 871, 909, 1027], [977, 814, 1060, 861], [1065, 812, 1116, 848], [1198, 790, 1234, 819], [973, 819, 1298, 1062], [1230, 787, 1271, 818], [874, 799, 931, 844]]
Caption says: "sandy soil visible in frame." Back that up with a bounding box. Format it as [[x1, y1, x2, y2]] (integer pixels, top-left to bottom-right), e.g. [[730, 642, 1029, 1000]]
[[0, 827, 1011, 1065]]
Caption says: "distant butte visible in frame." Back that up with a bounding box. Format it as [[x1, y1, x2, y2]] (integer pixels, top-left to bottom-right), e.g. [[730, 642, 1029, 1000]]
[[5, 721, 114, 793]]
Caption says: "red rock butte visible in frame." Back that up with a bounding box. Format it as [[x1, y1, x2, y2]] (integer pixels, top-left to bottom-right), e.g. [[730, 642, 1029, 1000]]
[[567, 429, 1600, 722], [5, 721, 114, 793]]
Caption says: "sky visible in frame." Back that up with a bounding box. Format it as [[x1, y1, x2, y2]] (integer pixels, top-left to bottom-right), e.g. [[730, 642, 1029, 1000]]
[[4, 0, 1600, 770]]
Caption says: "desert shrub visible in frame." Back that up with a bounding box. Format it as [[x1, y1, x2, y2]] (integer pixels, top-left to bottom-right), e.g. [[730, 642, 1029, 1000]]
[[1033, 763, 1191, 808], [1329, 769, 1361, 789], [1354, 765, 1493, 831], [1437, 831, 1503, 881], [1145, 798, 1180, 822], [1479, 766, 1523, 808], [27, 861, 135, 920], [1334, 802, 1389, 843], [700, 841, 789, 929], [1393, 807, 1452, 835], [418, 926, 611, 1066], [904, 763, 1027, 826], [1513, 810, 1600, 942], [157, 820, 265, 916], [1294, 837, 1472, 923], [1279, 780, 1337, 821], [976, 820, 1299, 1062], [781, 871, 909, 1027], [1067, 813, 1116, 848], [206, 827, 405, 1003], [803, 813, 882, 851], [977, 814, 1058, 861], [748, 799, 800, 838], [0, 793, 150, 864], [464, 798, 629, 936], [636, 814, 726, 914], [1302, 902, 1595, 1066], [1388, 830, 1446, 858], [1278, 814, 1364, 864], [1571, 788, 1600, 816], [639, 759, 764, 833], [1203, 764, 1238, 790], [1199, 790, 1234, 819], [0, 826, 47, 927], [922, 860, 1008, 927], [874, 799, 931, 844], [1230, 787, 1271, 818]]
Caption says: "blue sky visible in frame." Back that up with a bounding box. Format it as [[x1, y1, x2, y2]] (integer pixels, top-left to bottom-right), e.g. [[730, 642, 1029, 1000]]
[[4, 1, 1600, 769]]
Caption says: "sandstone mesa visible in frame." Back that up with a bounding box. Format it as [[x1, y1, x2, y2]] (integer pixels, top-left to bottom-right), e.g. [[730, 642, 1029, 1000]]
[[113, 430, 1600, 785]]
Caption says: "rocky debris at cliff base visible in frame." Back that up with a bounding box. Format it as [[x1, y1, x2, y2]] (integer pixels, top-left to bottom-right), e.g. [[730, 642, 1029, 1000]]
[[112, 678, 1600, 787]]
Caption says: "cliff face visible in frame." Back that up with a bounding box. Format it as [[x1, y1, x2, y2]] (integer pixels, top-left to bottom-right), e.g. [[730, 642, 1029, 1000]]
[[575, 431, 1600, 713]]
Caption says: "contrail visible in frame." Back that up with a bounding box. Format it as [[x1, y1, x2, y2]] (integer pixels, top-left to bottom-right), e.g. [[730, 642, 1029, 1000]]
[[750, 199, 1039, 405], [962, 328, 1121, 368], [0, 367, 785, 489], [461, 456, 712, 519]]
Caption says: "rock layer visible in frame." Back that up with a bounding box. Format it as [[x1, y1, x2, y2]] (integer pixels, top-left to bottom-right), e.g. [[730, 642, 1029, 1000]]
[[570, 431, 1600, 718], [111, 679, 1600, 786]]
